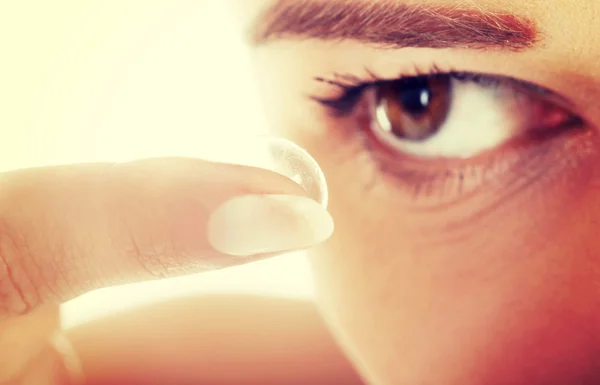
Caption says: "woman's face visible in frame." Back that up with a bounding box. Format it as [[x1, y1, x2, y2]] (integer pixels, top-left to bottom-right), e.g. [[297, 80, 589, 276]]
[[232, 1, 600, 383]]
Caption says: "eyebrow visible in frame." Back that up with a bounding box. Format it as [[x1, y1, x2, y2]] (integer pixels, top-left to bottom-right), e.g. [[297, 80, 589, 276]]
[[251, 0, 539, 51]]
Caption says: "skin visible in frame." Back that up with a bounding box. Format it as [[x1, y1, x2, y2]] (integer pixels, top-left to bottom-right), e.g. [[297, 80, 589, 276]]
[[229, 0, 600, 384]]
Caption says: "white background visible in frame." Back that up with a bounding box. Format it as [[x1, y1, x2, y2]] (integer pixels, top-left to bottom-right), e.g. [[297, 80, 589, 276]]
[[0, 1, 316, 328]]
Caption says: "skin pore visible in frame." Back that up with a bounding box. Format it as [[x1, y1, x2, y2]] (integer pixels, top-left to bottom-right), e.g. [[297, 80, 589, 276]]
[[230, 0, 600, 384]]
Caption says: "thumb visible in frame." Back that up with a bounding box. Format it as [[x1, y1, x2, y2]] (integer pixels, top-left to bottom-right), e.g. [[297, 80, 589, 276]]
[[0, 157, 333, 319]]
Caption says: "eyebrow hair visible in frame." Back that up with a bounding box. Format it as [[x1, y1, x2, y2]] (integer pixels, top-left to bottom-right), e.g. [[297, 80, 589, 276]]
[[251, 0, 539, 51]]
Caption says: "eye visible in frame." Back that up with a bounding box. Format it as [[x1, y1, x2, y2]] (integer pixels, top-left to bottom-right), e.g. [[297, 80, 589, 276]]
[[318, 72, 581, 160], [312, 70, 590, 203]]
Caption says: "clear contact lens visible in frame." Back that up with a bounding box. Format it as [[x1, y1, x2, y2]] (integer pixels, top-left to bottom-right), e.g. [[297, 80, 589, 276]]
[[196, 136, 328, 208], [264, 137, 328, 208]]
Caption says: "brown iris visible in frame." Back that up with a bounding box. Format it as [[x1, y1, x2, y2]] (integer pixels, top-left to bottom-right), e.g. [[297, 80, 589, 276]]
[[377, 75, 452, 142]]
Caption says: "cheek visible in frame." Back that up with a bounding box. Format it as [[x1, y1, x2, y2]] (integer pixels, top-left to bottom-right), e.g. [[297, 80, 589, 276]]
[[289, 125, 600, 383]]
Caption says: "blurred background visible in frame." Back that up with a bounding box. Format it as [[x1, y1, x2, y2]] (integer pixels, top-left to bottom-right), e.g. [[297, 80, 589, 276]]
[[0, 1, 316, 329]]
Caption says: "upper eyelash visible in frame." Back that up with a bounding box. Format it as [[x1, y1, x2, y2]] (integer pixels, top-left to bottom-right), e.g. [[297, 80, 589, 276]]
[[311, 66, 568, 117], [314, 64, 448, 90], [312, 65, 451, 115]]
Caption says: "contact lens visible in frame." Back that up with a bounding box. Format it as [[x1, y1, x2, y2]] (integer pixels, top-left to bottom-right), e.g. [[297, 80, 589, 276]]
[[196, 136, 328, 208], [261, 137, 329, 208]]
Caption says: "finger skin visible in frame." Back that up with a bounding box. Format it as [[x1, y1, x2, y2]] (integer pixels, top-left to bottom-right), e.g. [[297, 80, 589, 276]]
[[0, 158, 307, 318], [67, 295, 365, 385]]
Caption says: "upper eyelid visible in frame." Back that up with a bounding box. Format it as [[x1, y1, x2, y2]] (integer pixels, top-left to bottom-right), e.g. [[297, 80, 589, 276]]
[[313, 70, 579, 113]]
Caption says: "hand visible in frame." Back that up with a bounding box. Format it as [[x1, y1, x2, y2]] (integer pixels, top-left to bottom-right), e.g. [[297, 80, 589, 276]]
[[0, 157, 334, 384]]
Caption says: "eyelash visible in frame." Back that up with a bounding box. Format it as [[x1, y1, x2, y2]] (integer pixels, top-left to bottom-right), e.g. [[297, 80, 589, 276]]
[[313, 66, 554, 117], [314, 65, 445, 114]]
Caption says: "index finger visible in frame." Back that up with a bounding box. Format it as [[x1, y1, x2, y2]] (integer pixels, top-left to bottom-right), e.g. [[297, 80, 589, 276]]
[[0, 157, 333, 318]]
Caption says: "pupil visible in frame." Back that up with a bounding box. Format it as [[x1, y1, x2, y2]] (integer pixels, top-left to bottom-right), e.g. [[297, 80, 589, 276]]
[[397, 78, 431, 115]]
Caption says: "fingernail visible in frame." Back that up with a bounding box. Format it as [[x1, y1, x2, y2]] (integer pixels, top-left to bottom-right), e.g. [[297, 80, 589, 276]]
[[207, 194, 334, 256]]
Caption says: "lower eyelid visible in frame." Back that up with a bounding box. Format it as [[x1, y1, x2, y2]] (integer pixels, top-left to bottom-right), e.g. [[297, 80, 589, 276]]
[[350, 115, 594, 210]]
